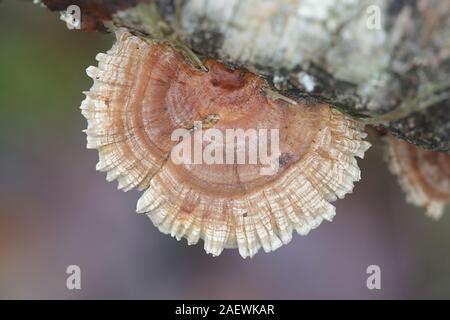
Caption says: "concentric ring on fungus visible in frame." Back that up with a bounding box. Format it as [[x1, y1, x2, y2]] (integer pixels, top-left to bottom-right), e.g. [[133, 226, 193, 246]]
[[81, 32, 371, 258]]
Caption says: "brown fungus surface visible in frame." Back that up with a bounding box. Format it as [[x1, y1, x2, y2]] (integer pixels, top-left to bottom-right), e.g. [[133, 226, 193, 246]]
[[386, 135, 450, 219], [81, 32, 370, 258]]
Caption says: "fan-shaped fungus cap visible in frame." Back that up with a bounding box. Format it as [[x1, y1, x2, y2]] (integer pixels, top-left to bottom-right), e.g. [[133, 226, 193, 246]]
[[386, 135, 450, 219], [81, 32, 371, 258]]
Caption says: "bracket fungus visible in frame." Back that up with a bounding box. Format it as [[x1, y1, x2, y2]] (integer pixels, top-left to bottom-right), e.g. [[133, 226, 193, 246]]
[[80, 32, 370, 258], [386, 136, 450, 219]]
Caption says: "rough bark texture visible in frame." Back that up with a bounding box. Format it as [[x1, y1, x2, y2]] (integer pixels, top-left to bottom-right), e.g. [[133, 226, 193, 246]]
[[40, 0, 450, 152]]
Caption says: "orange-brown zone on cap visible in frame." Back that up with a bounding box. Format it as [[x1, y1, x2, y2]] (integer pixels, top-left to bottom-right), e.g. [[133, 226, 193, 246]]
[[395, 140, 450, 201], [121, 42, 331, 197]]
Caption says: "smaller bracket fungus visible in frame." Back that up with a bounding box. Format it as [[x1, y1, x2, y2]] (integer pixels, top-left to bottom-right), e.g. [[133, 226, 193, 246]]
[[80, 32, 371, 258], [386, 136, 450, 219]]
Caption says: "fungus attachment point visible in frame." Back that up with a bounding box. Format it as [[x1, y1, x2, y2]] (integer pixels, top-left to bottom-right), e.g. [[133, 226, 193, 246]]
[[386, 136, 450, 219], [81, 32, 371, 258]]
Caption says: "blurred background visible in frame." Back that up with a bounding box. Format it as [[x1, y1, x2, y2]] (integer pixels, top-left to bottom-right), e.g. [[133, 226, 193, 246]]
[[0, 0, 449, 299]]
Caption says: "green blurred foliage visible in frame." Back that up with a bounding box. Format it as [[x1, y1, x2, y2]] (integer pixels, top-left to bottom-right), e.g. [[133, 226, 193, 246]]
[[0, 0, 113, 133]]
